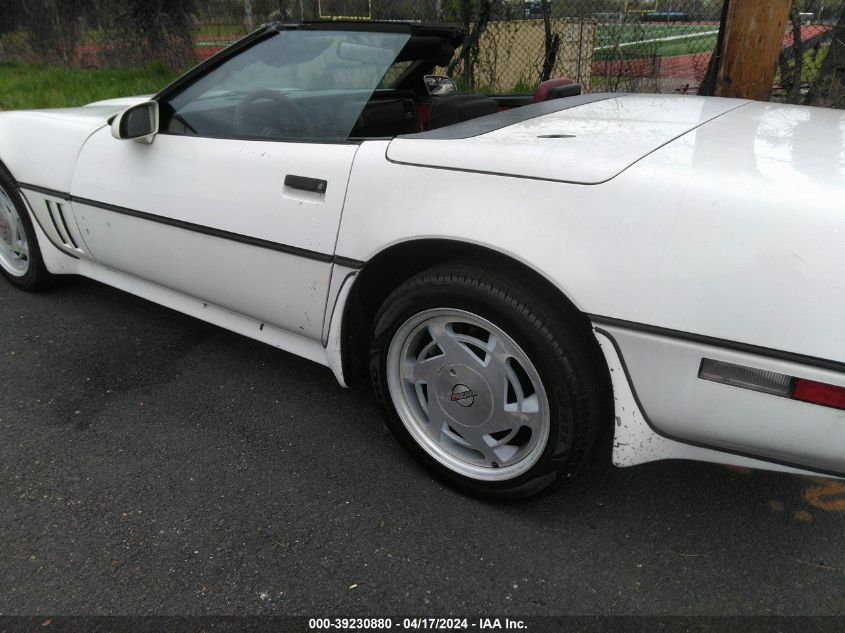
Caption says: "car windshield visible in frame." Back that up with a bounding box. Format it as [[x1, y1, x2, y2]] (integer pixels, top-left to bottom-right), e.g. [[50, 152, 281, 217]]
[[164, 28, 412, 141]]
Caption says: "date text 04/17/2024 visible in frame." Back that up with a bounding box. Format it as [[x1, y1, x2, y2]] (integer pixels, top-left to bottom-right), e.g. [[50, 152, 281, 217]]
[[307, 618, 528, 630]]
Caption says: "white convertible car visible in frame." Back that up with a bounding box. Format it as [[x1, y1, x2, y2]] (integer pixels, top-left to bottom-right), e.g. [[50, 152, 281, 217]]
[[1, 22, 843, 498]]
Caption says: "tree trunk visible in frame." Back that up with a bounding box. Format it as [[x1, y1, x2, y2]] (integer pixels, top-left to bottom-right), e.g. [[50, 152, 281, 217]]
[[540, 1, 560, 82], [446, 0, 493, 89]]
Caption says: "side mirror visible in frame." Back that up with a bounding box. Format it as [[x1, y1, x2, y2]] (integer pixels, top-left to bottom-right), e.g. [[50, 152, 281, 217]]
[[111, 101, 159, 144], [424, 75, 458, 97]]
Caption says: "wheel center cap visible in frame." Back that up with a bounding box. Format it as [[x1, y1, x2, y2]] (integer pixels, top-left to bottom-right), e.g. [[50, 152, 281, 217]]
[[435, 364, 494, 428], [450, 384, 478, 407]]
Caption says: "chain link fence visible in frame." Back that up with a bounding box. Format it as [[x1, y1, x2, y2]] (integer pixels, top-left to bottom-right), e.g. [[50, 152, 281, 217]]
[[0, 0, 843, 106]]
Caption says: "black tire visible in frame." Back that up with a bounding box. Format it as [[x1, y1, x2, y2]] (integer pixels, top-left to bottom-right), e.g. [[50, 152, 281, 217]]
[[369, 262, 611, 500], [0, 163, 53, 291]]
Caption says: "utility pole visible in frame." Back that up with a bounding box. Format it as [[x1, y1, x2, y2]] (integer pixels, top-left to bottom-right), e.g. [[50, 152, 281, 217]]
[[712, 0, 792, 101]]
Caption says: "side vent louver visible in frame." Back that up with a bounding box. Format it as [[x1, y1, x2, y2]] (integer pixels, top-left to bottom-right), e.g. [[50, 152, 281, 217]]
[[45, 201, 79, 250]]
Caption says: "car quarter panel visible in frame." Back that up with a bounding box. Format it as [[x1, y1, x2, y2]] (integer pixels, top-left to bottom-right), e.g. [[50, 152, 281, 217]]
[[601, 325, 845, 473], [593, 329, 839, 477], [336, 105, 844, 468], [337, 128, 845, 365]]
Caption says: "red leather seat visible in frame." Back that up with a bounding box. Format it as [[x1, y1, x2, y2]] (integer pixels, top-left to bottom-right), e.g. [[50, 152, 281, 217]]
[[532, 78, 580, 103]]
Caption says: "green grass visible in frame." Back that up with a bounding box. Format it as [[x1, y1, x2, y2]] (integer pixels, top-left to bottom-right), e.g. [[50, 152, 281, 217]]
[[594, 22, 718, 60], [0, 61, 180, 110], [595, 33, 717, 60], [594, 22, 717, 46]]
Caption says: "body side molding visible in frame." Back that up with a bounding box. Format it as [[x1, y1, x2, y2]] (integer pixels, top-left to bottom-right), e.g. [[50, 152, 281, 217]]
[[18, 183, 366, 269], [590, 315, 845, 374]]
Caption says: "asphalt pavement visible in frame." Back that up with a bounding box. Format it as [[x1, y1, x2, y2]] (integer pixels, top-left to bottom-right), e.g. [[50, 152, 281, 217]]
[[1, 276, 843, 617]]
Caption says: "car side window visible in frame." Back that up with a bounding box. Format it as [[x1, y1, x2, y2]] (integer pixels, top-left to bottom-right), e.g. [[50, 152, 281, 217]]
[[160, 29, 411, 142]]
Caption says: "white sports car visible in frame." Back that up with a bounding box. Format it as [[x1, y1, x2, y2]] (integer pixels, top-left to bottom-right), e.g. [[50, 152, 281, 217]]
[[1, 21, 843, 498]]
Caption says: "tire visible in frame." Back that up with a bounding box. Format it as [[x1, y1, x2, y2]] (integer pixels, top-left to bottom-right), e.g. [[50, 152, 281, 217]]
[[369, 262, 610, 500], [0, 163, 53, 291]]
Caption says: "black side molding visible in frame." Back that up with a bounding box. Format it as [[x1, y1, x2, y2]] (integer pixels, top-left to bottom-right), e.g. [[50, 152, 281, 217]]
[[590, 314, 845, 374], [285, 175, 328, 194], [17, 183, 365, 269]]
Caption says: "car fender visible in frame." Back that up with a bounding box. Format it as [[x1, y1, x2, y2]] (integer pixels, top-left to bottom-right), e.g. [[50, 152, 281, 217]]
[[0, 105, 125, 192]]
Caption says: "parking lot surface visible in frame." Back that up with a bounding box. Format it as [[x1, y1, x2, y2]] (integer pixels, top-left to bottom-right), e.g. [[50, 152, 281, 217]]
[[1, 277, 843, 616]]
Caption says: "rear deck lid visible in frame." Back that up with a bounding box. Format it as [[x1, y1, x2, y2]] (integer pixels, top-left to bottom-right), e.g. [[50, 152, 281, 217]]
[[387, 94, 749, 184]]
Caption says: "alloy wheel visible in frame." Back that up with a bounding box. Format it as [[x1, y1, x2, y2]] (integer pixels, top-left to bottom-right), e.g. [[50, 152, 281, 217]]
[[386, 308, 551, 481]]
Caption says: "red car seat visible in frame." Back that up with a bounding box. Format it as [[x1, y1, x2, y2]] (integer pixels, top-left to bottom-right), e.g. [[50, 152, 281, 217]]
[[532, 78, 582, 103]]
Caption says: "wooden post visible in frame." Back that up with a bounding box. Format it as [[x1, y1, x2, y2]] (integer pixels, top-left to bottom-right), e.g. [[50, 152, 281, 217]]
[[713, 0, 792, 101]]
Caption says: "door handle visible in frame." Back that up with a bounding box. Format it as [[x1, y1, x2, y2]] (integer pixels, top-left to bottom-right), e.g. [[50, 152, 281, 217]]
[[284, 174, 328, 194]]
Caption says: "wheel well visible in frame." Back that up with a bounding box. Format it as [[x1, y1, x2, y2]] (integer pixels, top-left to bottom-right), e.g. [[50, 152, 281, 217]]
[[340, 239, 598, 384]]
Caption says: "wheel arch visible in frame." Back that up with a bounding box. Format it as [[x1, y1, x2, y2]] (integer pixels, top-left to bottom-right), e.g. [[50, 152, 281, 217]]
[[339, 238, 602, 386], [0, 156, 19, 186]]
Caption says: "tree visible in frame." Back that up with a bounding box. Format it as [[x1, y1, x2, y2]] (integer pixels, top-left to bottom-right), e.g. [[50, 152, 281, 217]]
[[806, 6, 845, 107], [112, 0, 195, 70], [0, 0, 22, 34], [19, 0, 90, 65], [446, 0, 496, 89], [779, 4, 805, 104], [540, 1, 560, 82]]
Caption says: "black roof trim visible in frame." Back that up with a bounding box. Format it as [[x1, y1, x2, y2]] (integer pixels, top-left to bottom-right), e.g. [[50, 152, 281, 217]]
[[399, 93, 628, 140], [271, 20, 465, 47]]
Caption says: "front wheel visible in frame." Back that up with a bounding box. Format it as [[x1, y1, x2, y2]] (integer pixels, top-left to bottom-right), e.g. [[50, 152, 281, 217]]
[[0, 164, 53, 291], [369, 264, 609, 500]]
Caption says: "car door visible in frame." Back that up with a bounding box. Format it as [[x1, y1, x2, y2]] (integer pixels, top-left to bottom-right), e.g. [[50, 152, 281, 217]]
[[70, 26, 412, 341], [71, 129, 358, 340]]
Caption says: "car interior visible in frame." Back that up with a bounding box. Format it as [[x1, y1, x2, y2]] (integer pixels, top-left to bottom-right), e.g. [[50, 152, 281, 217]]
[[158, 23, 583, 143]]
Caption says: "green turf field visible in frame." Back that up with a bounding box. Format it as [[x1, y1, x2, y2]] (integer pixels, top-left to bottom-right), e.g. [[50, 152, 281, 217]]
[[594, 22, 718, 60]]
